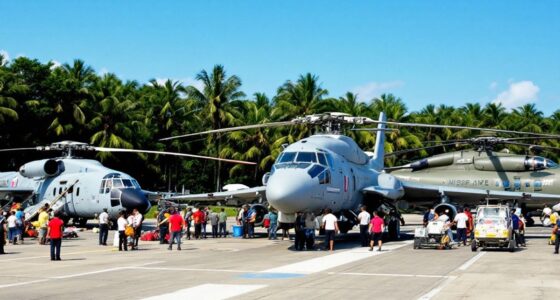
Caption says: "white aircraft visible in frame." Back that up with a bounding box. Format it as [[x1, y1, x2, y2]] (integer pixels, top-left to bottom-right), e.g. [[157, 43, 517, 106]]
[[0, 141, 255, 224]]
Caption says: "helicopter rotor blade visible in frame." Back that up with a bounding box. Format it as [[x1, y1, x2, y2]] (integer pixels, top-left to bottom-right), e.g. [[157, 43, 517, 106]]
[[364, 121, 560, 138], [384, 142, 463, 157], [160, 121, 293, 141], [0, 147, 52, 152], [501, 141, 560, 151], [93, 147, 257, 165]]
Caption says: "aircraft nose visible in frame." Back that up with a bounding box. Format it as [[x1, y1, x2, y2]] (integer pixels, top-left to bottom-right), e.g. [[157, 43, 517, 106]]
[[120, 189, 151, 213], [266, 170, 314, 213]]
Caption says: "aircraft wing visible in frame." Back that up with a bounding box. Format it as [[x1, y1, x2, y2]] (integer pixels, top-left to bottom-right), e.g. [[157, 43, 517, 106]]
[[401, 181, 560, 203], [167, 186, 267, 206]]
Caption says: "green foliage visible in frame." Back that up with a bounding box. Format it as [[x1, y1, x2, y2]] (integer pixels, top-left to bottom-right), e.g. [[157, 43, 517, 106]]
[[1, 55, 559, 192]]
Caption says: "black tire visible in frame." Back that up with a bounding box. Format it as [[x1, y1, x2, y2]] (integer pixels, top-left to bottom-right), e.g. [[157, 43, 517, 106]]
[[471, 241, 477, 252]]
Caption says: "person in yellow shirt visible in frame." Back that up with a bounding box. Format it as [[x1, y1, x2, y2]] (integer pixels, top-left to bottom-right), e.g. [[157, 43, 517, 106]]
[[38, 208, 50, 245]]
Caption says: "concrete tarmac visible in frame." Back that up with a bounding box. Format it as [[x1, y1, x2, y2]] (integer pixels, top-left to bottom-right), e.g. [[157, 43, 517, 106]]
[[1, 215, 558, 300]]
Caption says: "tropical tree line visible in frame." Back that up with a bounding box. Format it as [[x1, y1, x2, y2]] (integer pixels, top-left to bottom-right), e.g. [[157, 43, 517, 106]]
[[1, 54, 559, 192]]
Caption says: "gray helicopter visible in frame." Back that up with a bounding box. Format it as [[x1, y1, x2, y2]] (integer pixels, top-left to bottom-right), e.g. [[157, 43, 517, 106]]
[[162, 112, 560, 234], [0, 141, 254, 225]]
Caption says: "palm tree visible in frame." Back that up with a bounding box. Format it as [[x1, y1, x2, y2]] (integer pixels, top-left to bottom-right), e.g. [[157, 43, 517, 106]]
[[185, 65, 246, 190], [0, 81, 19, 124], [46, 59, 95, 137], [509, 103, 544, 133], [482, 102, 506, 128]]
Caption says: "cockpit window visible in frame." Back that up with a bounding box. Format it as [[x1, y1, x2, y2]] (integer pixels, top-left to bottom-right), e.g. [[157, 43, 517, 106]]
[[317, 152, 328, 166], [122, 179, 134, 188], [296, 152, 316, 163], [318, 170, 331, 184], [308, 165, 325, 178], [279, 152, 296, 163], [546, 159, 559, 169]]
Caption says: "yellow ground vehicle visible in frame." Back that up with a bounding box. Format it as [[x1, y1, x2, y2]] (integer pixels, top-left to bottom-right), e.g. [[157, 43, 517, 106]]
[[471, 204, 515, 252]]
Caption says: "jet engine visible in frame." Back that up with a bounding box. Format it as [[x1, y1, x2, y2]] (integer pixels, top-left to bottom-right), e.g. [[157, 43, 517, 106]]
[[19, 159, 63, 178], [434, 203, 458, 221]]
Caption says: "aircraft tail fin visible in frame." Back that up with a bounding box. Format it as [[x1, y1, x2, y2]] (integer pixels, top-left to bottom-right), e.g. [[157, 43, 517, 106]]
[[369, 112, 386, 171]]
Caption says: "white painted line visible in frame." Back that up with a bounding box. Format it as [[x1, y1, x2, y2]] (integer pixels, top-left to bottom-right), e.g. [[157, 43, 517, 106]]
[[142, 283, 267, 300], [417, 276, 457, 300], [458, 252, 486, 271], [263, 241, 412, 274], [337, 272, 449, 279], [51, 261, 165, 279], [0, 279, 49, 288]]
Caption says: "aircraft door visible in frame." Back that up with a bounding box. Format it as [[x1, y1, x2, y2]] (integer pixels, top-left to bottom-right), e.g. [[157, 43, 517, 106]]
[[62, 182, 78, 216]]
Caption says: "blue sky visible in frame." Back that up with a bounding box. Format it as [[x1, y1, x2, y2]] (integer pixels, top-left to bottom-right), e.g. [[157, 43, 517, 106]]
[[1, 0, 559, 114]]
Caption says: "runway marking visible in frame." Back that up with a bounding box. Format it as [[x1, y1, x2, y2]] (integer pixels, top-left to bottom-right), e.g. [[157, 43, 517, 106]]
[[458, 252, 486, 271], [0, 261, 164, 289], [239, 272, 305, 279], [142, 283, 267, 300], [334, 272, 449, 279], [262, 240, 413, 274], [0, 279, 50, 288], [417, 276, 457, 300]]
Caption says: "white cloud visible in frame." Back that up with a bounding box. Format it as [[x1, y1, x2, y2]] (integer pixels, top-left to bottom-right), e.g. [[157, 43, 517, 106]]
[[493, 80, 539, 109], [489, 81, 498, 90], [0, 49, 9, 64], [49, 60, 62, 70], [99, 67, 109, 76], [351, 80, 405, 102]]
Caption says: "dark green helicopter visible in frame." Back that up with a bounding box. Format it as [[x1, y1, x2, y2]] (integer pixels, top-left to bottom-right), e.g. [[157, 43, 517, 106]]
[[385, 136, 560, 224]]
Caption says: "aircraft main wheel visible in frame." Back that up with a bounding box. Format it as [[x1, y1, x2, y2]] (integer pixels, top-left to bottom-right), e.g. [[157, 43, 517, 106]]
[[471, 241, 478, 252]]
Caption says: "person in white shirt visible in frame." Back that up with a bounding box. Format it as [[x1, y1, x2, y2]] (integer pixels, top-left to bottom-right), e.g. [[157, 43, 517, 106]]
[[321, 208, 339, 251], [357, 206, 371, 247], [436, 210, 453, 243], [7, 211, 18, 244], [98, 208, 109, 246], [117, 211, 128, 251], [132, 209, 143, 250], [454, 208, 469, 246]]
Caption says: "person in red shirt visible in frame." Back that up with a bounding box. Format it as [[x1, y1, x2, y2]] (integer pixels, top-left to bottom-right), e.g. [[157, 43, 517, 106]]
[[192, 208, 205, 240], [47, 213, 64, 261], [168, 208, 184, 251], [369, 211, 384, 252]]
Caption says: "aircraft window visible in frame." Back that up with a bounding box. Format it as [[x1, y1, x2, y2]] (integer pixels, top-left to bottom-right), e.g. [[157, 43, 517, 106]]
[[111, 199, 120, 207], [104, 180, 113, 193], [112, 179, 124, 188], [99, 179, 106, 193], [279, 152, 296, 163], [76, 187, 80, 196], [53, 187, 56, 196], [122, 179, 134, 188], [275, 153, 284, 163], [131, 180, 141, 189], [58, 187, 62, 194], [308, 165, 325, 178], [546, 159, 559, 169], [319, 170, 331, 184], [325, 153, 334, 167], [317, 152, 328, 166], [525, 181, 530, 188], [296, 152, 316, 163]]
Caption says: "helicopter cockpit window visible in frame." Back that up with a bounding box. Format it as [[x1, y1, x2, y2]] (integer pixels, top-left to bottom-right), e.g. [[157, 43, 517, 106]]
[[308, 165, 325, 178], [296, 152, 316, 163], [275, 163, 310, 169], [112, 178, 124, 188], [122, 179, 134, 188], [546, 159, 559, 169], [278, 152, 296, 163], [317, 152, 328, 166], [318, 170, 330, 184]]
